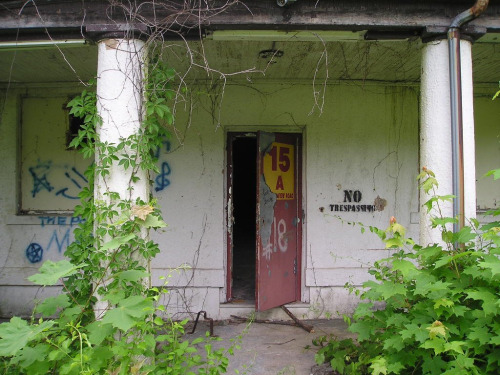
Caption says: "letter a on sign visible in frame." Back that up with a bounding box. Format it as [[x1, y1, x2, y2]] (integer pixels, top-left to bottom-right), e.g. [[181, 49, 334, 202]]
[[263, 142, 295, 200]]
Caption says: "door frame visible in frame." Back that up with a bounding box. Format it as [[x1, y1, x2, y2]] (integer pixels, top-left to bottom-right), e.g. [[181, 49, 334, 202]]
[[225, 131, 303, 306]]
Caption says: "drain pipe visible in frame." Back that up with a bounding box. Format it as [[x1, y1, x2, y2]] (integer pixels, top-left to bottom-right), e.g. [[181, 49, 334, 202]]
[[448, 0, 489, 233]]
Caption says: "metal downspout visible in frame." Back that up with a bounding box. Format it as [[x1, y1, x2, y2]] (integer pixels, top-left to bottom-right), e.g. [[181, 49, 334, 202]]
[[448, 0, 489, 233]]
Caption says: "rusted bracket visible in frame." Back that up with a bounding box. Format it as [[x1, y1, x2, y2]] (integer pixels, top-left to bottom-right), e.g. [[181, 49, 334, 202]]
[[189, 310, 216, 337], [281, 305, 315, 333]]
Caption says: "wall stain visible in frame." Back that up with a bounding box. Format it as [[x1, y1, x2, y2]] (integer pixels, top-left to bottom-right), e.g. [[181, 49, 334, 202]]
[[374, 196, 387, 211]]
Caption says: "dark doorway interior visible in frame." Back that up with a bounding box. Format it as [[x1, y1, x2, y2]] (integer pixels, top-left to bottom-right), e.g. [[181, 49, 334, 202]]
[[231, 136, 257, 301]]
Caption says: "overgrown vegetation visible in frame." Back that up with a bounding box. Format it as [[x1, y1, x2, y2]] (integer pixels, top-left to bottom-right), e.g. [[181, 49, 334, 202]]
[[0, 54, 242, 375], [315, 167, 500, 374]]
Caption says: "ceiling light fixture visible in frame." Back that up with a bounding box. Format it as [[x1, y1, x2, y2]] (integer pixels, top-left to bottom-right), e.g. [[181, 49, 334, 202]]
[[0, 39, 86, 51], [207, 30, 366, 42]]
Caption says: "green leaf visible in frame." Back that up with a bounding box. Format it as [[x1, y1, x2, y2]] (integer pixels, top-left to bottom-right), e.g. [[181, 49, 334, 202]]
[[455, 226, 477, 244], [100, 234, 136, 251], [366, 280, 407, 300], [10, 344, 49, 367], [385, 237, 404, 249], [370, 356, 388, 375], [28, 260, 85, 286], [349, 319, 376, 341], [392, 259, 418, 280], [382, 335, 405, 351], [35, 294, 71, 317], [117, 269, 150, 282], [485, 168, 500, 180], [431, 217, 456, 227], [467, 325, 491, 346], [426, 321, 447, 339], [101, 288, 126, 305], [0, 317, 55, 356], [465, 288, 498, 315], [392, 223, 406, 237], [142, 214, 167, 228], [101, 295, 153, 331], [352, 302, 374, 320], [58, 305, 84, 326], [478, 257, 500, 279], [421, 177, 438, 194], [433, 298, 453, 310], [444, 341, 465, 355], [422, 337, 446, 355], [87, 321, 114, 346], [422, 356, 447, 375], [401, 323, 430, 343]]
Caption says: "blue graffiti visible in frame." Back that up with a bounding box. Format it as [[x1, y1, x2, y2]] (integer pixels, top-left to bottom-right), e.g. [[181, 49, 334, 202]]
[[26, 243, 44, 263], [29, 162, 54, 197], [39, 216, 85, 227], [46, 229, 70, 253], [155, 162, 171, 192], [55, 188, 79, 199], [55, 167, 88, 199], [154, 139, 171, 159], [28, 162, 87, 200]]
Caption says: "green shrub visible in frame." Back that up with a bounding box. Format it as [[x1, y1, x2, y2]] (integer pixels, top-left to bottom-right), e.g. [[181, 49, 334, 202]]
[[316, 168, 500, 374]]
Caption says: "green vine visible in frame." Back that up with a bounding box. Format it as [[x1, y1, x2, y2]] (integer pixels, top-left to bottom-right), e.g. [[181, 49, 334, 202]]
[[0, 52, 241, 375]]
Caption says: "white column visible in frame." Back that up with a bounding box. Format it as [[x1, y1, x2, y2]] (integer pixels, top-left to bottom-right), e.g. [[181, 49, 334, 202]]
[[420, 38, 476, 246], [96, 38, 148, 203], [94, 37, 149, 315], [459, 39, 477, 224]]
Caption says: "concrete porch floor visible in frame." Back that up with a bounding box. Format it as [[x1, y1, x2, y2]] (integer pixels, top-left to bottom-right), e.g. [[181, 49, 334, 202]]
[[187, 318, 353, 375]]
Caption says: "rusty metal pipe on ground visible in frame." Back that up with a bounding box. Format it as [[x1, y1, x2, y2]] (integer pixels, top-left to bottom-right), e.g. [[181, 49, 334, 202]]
[[448, 0, 489, 233]]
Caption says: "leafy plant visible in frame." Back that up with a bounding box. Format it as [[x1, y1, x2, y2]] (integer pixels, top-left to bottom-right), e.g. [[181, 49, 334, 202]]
[[315, 167, 500, 374], [0, 54, 241, 374]]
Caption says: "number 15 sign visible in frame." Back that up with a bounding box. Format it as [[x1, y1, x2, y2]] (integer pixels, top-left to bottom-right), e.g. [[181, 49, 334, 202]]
[[263, 142, 295, 200]]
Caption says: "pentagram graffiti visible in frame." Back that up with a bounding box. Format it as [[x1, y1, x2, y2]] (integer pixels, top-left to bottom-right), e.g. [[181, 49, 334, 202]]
[[26, 243, 43, 263]]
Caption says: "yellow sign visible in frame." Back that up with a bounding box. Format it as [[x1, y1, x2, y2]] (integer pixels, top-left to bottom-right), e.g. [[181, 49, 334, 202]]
[[263, 142, 294, 200]]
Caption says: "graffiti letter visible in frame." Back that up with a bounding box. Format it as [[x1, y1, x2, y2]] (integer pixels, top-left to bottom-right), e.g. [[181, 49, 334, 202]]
[[29, 162, 53, 197], [47, 229, 70, 253]]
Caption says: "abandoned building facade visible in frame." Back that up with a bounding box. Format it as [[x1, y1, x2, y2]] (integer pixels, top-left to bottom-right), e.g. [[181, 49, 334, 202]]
[[0, 0, 499, 319]]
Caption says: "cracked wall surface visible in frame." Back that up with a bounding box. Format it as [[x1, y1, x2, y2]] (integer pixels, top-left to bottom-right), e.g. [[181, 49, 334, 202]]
[[0, 81, 497, 318]]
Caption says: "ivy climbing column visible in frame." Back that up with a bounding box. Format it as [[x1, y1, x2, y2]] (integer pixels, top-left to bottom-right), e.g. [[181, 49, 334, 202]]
[[91, 26, 149, 203], [87, 25, 150, 314], [420, 37, 477, 246]]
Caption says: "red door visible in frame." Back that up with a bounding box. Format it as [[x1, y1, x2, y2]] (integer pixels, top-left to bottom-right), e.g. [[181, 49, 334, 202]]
[[256, 132, 301, 311]]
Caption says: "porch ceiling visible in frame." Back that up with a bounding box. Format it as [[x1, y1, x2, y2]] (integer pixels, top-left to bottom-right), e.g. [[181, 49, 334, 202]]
[[0, 37, 499, 85]]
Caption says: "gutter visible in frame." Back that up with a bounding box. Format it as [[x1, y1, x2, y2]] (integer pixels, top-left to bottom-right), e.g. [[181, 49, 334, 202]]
[[448, 0, 489, 233]]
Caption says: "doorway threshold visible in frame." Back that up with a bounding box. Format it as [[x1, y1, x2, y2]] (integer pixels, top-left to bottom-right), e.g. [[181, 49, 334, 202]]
[[219, 302, 311, 321]]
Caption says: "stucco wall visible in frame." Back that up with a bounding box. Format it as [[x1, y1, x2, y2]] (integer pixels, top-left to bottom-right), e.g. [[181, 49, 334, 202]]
[[0, 81, 498, 319], [475, 94, 500, 213]]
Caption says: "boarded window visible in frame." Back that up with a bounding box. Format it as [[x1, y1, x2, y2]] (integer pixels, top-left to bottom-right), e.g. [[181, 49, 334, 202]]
[[20, 96, 89, 213]]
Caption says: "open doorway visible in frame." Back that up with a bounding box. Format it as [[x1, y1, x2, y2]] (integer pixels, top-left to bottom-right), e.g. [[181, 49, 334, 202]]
[[227, 132, 302, 310], [230, 135, 257, 302]]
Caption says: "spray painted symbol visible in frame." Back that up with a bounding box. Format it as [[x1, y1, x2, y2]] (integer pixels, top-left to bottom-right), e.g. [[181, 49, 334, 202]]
[[155, 162, 171, 192], [26, 243, 43, 263], [56, 167, 88, 199], [29, 163, 53, 197], [154, 139, 171, 159]]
